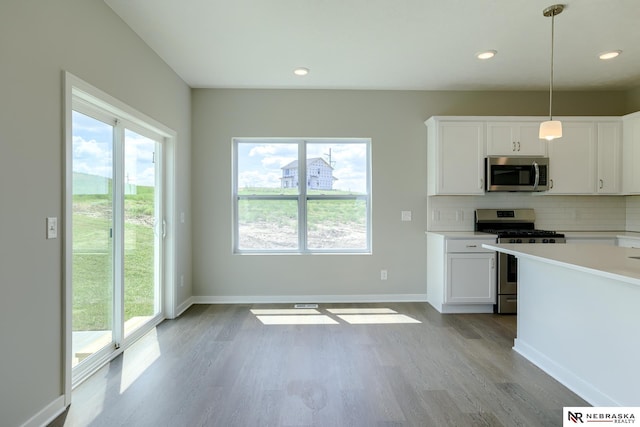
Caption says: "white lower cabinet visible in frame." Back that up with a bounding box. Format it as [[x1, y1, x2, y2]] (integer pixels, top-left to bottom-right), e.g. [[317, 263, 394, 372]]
[[427, 233, 496, 313], [446, 253, 496, 303]]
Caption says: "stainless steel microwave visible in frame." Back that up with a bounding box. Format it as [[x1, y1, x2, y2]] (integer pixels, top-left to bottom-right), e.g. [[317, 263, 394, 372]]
[[485, 156, 549, 192]]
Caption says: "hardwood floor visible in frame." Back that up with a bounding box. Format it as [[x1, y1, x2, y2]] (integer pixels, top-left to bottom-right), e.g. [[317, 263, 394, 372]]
[[51, 303, 588, 427]]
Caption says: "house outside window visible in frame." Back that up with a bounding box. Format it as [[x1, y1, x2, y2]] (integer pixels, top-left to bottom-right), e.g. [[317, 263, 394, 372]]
[[233, 138, 371, 253]]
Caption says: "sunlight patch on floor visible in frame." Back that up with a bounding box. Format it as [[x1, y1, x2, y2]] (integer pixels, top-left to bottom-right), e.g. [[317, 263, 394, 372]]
[[326, 308, 397, 314], [119, 328, 161, 394], [251, 308, 320, 315], [251, 306, 422, 326], [256, 315, 339, 325], [336, 314, 421, 324]]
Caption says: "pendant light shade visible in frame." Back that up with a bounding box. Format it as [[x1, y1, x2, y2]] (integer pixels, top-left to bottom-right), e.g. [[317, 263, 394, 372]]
[[539, 120, 562, 141], [539, 4, 564, 141]]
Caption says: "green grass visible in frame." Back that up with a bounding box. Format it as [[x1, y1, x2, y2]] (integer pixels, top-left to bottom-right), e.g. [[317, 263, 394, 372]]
[[73, 187, 156, 331], [73, 185, 366, 330], [238, 187, 367, 225]]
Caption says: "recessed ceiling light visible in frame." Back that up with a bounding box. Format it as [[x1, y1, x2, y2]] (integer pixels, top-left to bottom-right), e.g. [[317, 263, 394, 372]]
[[293, 67, 309, 76], [599, 50, 621, 60], [476, 50, 497, 60]]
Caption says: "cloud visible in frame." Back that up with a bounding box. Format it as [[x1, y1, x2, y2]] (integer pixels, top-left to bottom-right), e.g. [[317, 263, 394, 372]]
[[238, 141, 368, 193], [238, 170, 282, 188], [72, 135, 156, 187]]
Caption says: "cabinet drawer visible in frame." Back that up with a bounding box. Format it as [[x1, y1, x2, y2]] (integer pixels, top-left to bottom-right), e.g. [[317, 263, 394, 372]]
[[446, 240, 495, 253]]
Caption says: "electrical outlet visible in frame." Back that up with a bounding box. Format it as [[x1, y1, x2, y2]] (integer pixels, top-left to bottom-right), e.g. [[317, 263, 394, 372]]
[[381, 269, 388, 280], [401, 211, 412, 221]]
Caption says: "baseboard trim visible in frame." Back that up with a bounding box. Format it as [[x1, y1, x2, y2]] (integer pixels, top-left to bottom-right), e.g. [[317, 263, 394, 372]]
[[513, 338, 620, 407], [174, 296, 195, 318], [192, 294, 427, 305], [20, 395, 66, 427]]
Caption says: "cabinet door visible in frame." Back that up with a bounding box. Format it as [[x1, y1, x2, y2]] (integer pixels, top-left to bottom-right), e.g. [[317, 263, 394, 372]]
[[596, 122, 621, 194], [486, 122, 518, 155], [547, 122, 596, 194], [622, 114, 640, 194], [518, 123, 547, 155], [437, 122, 485, 194], [486, 122, 546, 156], [446, 253, 496, 304]]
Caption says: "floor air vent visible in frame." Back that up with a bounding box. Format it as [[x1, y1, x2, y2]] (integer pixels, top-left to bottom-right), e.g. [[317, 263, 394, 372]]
[[294, 303, 318, 309]]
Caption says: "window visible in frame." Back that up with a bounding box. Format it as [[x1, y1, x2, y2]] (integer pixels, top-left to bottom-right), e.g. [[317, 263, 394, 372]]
[[233, 138, 371, 253]]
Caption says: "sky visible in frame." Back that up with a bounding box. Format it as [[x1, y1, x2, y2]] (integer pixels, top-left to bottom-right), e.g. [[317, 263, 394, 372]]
[[237, 141, 368, 193], [72, 111, 156, 188]]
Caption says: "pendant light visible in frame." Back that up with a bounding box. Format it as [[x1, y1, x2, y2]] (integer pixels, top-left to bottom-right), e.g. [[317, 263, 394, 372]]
[[539, 4, 564, 141]]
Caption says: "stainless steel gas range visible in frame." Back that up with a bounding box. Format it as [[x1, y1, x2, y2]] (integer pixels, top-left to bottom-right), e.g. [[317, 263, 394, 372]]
[[475, 209, 565, 314]]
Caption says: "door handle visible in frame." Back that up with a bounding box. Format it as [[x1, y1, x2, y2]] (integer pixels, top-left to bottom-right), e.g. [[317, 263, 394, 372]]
[[480, 178, 484, 190], [517, 141, 521, 151], [512, 141, 516, 151], [599, 179, 604, 189], [532, 161, 539, 190], [549, 179, 554, 189]]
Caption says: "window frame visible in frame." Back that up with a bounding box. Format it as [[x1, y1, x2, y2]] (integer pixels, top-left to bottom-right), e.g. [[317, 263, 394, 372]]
[[232, 138, 372, 254]]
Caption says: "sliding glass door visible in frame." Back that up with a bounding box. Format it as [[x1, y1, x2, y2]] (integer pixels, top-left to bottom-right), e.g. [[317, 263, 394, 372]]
[[123, 129, 161, 338], [71, 108, 163, 381], [71, 111, 115, 368]]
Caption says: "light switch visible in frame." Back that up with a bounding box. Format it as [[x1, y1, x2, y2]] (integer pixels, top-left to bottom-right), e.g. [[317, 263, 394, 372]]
[[46, 217, 58, 239], [401, 211, 412, 221]]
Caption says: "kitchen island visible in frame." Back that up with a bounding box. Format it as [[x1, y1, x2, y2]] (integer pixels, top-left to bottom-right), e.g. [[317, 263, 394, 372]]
[[482, 243, 640, 407]]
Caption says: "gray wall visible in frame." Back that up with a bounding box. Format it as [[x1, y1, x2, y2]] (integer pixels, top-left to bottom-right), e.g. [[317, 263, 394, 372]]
[[191, 89, 627, 300], [0, 1, 191, 426], [628, 86, 640, 113]]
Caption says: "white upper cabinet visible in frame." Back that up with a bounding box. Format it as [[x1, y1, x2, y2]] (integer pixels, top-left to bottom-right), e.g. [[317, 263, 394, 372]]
[[426, 118, 485, 195], [426, 115, 627, 196], [596, 122, 621, 194], [547, 121, 596, 194], [486, 121, 547, 156], [622, 112, 640, 194]]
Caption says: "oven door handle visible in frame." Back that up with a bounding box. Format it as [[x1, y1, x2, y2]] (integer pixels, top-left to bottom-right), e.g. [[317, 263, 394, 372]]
[[532, 161, 540, 190]]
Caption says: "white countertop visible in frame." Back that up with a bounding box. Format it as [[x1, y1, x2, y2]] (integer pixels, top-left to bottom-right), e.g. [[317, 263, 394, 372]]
[[561, 230, 640, 240], [426, 231, 496, 239], [429, 230, 640, 241], [482, 242, 640, 287]]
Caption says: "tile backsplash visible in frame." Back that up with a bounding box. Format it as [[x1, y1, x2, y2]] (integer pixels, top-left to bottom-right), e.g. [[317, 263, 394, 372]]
[[626, 196, 640, 232], [428, 194, 629, 232]]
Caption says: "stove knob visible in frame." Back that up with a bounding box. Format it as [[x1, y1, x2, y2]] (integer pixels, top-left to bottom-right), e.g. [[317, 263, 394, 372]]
[[516, 239, 522, 243], [529, 238, 536, 243], [549, 238, 556, 243], [542, 238, 549, 243]]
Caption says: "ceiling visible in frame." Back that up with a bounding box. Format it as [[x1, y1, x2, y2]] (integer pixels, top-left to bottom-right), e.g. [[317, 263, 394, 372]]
[[104, 0, 640, 91]]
